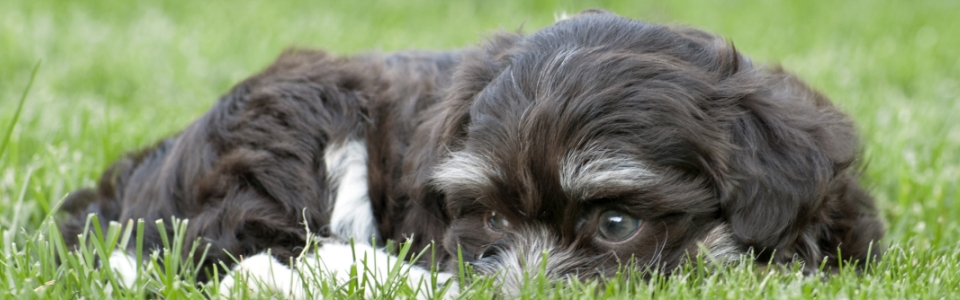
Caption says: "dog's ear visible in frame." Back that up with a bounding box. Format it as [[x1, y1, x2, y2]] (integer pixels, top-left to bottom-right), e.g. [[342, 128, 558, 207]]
[[405, 32, 522, 193], [398, 32, 522, 247], [714, 67, 863, 260], [437, 32, 523, 146]]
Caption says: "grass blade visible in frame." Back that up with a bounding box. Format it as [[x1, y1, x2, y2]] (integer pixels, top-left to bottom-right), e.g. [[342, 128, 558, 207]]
[[1, 60, 41, 160]]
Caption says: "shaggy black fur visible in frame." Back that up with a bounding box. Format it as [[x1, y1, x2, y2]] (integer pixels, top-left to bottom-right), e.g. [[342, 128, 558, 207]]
[[60, 10, 883, 283]]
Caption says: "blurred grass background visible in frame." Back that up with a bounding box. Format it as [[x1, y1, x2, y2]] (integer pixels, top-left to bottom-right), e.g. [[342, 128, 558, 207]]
[[1, 0, 958, 298]]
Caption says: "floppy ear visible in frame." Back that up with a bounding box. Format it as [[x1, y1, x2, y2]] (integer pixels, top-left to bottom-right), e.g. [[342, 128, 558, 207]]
[[716, 68, 863, 260], [404, 32, 522, 198], [394, 32, 521, 250], [437, 32, 523, 147]]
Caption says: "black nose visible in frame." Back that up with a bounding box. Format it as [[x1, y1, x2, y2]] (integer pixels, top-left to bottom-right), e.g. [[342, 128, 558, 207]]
[[477, 238, 511, 260], [479, 245, 500, 260]]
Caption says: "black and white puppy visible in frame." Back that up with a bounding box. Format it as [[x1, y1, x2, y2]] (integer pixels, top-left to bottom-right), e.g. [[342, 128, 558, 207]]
[[59, 10, 884, 297]]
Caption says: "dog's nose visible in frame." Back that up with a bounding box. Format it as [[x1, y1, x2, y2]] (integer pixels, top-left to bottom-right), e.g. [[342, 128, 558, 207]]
[[479, 245, 499, 260], [477, 238, 511, 260]]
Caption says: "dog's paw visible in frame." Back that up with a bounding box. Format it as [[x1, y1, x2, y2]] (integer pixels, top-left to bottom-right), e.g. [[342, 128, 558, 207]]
[[218, 242, 457, 299], [218, 253, 308, 298]]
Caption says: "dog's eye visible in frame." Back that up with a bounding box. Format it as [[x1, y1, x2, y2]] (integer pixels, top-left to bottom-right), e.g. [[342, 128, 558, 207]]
[[597, 210, 641, 241], [485, 211, 510, 232]]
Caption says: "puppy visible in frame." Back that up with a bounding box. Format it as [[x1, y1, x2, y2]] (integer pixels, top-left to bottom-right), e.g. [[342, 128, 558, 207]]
[[59, 10, 883, 296]]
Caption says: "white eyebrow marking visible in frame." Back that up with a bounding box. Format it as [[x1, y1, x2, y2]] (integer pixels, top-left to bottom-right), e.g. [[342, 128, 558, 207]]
[[559, 148, 657, 200], [431, 151, 502, 194]]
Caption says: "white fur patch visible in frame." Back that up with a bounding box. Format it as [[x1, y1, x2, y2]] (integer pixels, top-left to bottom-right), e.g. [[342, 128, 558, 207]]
[[432, 151, 501, 194], [219, 242, 456, 299], [105, 251, 139, 288], [324, 140, 378, 244], [559, 148, 656, 200]]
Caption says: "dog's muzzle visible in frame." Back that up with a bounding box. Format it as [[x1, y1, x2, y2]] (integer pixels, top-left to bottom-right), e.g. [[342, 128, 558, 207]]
[[466, 226, 610, 296]]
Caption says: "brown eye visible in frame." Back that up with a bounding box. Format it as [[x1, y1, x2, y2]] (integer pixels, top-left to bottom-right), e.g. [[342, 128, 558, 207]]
[[485, 211, 510, 232], [597, 210, 641, 241]]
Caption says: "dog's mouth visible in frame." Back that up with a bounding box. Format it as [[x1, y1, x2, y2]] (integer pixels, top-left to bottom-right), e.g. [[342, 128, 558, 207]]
[[462, 226, 613, 295]]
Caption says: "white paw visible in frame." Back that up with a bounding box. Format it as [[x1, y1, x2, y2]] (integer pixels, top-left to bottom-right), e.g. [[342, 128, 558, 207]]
[[218, 253, 307, 298], [106, 251, 139, 288], [218, 242, 457, 299]]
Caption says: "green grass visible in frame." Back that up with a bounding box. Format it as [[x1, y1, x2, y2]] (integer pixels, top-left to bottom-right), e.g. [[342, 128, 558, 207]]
[[2, 0, 959, 298]]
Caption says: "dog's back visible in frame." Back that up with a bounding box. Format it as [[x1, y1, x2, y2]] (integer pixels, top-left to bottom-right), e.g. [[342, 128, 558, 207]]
[[59, 49, 461, 280]]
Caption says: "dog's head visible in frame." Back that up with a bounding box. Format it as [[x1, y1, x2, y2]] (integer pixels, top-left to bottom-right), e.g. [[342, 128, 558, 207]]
[[426, 11, 882, 289]]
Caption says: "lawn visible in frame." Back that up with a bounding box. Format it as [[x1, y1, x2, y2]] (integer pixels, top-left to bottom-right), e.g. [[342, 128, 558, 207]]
[[2, 0, 958, 298]]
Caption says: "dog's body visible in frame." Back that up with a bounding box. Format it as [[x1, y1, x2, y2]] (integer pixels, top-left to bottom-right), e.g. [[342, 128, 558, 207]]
[[60, 11, 883, 295]]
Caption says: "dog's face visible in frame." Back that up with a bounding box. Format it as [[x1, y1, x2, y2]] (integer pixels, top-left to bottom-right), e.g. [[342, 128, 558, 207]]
[[429, 11, 876, 286], [432, 13, 731, 282]]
